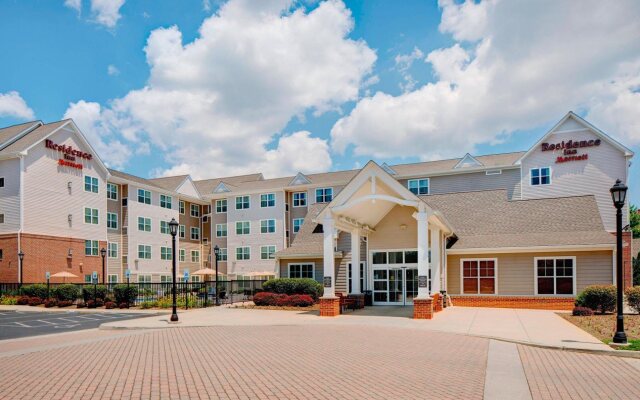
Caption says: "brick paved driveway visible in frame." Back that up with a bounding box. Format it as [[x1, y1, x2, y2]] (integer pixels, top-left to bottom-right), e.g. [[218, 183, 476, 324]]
[[0, 325, 638, 399]]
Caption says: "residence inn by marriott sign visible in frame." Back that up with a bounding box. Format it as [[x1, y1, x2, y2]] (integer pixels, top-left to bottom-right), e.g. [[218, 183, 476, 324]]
[[0, 112, 635, 315]]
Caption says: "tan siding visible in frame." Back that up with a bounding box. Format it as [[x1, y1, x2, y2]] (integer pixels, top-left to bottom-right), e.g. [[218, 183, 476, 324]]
[[368, 205, 417, 251], [336, 232, 350, 294], [278, 258, 323, 283], [446, 250, 613, 295]]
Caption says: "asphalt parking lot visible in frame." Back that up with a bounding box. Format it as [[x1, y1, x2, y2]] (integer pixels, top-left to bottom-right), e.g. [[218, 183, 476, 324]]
[[0, 310, 147, 340]]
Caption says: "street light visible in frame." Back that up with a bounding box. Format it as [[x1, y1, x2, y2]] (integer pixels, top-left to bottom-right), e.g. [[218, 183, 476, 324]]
[[610, 179, 628, 345], [18, 250, 24, 286], [100, 247, 107, 284], [169, 218, 179, 322], [214, 245, 220, 306]]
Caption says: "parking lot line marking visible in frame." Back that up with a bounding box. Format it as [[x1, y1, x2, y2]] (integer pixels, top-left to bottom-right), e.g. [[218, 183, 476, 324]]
[[34, 319, 57, 325]]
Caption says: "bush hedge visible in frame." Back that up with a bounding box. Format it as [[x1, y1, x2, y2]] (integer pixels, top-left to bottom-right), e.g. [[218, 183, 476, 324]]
[[82, 285, 108, 302], [0, 296, 18, 305], [253, 292, 315, 307], [575, 285, 616, 314], [262, 278, 323, 301], [572, 306, 594, 316], [52, 284, 81, 302], [20, 284, 48, 300], [625, 286, 640, 314], [57, 300, 73, 307], [44, 299, 57, 308], [113, 284, 138, 305], [17, 296, 30, 305], [28, 297, 42, 306]]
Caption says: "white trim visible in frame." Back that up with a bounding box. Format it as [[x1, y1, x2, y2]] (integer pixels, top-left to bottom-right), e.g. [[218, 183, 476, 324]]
[[289, 172, 311, 186], [179, 200, 185, 214], [235, 195, 250, 210], [137, 216, 152, 232], [235, 246, 251, 261], [485, 169, 502, 176], [137, 244, 152, 260], [215, 223, 227, 238], [215, 199, 227, 214], [314, 187, 333, 203], [106, 182, 118, 201], [332, 194, 418, 213], [533, 256, 577, 296], [213, 182, 231, 193], [447, 244, 614, 254], [459, 258, 498, 295], [107, 212, 118, 230], [292, 218, 304, 233], [260, 193, 276, 208], [287, 262, 315, 279], [83, 206, 99, 225]]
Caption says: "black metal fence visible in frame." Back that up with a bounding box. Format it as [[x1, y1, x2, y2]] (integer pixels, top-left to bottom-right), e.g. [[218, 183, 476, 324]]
[[0, 280, 268, 309]]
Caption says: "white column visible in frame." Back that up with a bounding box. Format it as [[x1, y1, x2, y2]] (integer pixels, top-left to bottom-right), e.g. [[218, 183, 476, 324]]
[[350, 229, 361, 294], [415, 210, 430, 298], [430, 227, 441, 294], [322, 214, 336, 298]]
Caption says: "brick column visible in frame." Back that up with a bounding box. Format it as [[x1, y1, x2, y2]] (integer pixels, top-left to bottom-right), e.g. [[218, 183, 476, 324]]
[[622, 231, 632, 289], [413, 298, 433, 319], [433, 293, 443, 312], [319, 297, 340, 317]]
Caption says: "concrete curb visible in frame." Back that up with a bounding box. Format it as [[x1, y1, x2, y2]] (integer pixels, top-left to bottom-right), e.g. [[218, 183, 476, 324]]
[[0, 305, 171, 315]]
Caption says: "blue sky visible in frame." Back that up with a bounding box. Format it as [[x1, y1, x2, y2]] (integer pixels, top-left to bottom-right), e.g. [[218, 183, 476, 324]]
[[0, 0, 638, 203]]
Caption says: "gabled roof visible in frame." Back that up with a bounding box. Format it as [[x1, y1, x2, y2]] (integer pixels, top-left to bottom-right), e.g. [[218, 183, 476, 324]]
[[193, 173, 264, 194], [289, 172, 311, 186], [516, 111, 634, 164], [0, 121, 41, 150], [148, 175, 190, 191], [381, 162, 397, 175], [0, 120, 69, 154], [454, 153, 483, 168], [276, 203, 327, 258], [108, 168, 168, 191], [388, 151, 524, 177], [213, 182, 232, 193]]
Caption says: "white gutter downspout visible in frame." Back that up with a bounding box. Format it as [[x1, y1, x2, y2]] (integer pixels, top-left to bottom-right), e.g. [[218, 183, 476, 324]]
[[18, 153, 25, 284]]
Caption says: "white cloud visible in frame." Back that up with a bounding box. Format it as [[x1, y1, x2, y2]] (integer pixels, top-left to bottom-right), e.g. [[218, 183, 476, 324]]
[[90, 0, 125, 28], [394, 47, 424, 92], [331, 0, 640, 160], [64, 0, 81, 13], [107, 64, 120, 76], [68, 0, 376, 177], [203, 0, 212, 12], [0, 91, 35, 120], [63, 100, 132, 168]]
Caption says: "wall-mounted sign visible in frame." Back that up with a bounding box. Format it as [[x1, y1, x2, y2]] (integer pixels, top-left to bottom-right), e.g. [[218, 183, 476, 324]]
[[46, 139, 92, 170], [541, 138, 600, 164], [418, 275, 429, 288], [323, 276, 332, 288]]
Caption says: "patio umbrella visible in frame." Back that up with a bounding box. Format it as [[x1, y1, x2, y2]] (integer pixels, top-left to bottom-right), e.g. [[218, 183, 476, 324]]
[[192, 268, 224, 276], [50, 271, 78, 283], [243, 271, 275, 278]]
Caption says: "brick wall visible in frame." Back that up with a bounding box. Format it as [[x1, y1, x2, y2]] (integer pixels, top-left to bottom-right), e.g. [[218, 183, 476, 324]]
[[449, 296, 575, 310], [319, 297, 340, 317], [622, 231, 632, 289], [1, 233, 106, 283]]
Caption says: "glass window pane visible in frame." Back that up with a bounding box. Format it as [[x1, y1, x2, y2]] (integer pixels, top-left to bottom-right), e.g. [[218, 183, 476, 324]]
[[388, 251, 403, 264], [556, 278, 573, 294], [479, 278, 495, 294], [404, 251, 417, 264], [372, 252, 387, 264], [537, 277, 554, 294], [463, 278, 478, 294]]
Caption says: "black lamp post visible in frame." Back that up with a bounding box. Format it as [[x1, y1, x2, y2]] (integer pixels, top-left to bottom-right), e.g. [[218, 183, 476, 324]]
[[610, 179, 628, 345], [214, 245, 220, 306], [169, 218, 179, 322], [100, 247, 107, 284], [18, 250, 24, 286]]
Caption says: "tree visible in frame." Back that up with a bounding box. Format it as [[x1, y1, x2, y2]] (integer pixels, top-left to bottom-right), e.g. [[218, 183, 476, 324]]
[[631, 204, 640, 239]]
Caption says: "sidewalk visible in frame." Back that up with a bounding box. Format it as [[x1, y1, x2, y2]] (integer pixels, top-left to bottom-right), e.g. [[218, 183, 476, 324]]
[[100, 305, 614, 352]]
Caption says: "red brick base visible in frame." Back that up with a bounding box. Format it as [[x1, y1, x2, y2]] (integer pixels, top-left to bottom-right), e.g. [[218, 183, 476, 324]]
[[449, 296, 575, 310], [319, 297, 340, 317], [413, 298, 434, 319]]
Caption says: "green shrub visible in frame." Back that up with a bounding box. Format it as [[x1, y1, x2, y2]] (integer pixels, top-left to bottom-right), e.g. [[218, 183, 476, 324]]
[[139, 301, 157, 309], [575, 285, 616, 314], [82, 285, 108, 301], [625, 286, 640, 314], [113, 284, 139, 304], [20, 284, 48, 299], [262, 278, 323, 301], [0, 296, 18, 305], [52, 284, 81, 301]]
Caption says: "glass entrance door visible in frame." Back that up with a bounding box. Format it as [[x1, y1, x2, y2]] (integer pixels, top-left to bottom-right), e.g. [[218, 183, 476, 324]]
[[372, 267, 418, 305]]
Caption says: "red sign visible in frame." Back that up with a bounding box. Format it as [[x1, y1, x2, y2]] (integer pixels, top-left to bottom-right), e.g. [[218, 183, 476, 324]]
[[58, 158, 83, 170], [45, 139, 93, 161], [541, 138, 600, 164]]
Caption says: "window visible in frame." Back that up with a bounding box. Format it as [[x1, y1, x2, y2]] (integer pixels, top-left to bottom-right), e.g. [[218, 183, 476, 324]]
[[138, 245, 152, 259], [536, 257, 575, 295], [84, 207, 99, 224], [179, 201, 185, 214], [85, 274, 92, 283], [160, 275, 172, 284], [138, 275, 152, 286], [84, 175, 99, 193], [216, 223, 227, 237], [190, 204, 200, 217], [462, 259, 496, 294], [288, 263, 314, 279], [179, 225, 185, 239], [219, 248, 228, 261], [0, 214, 5, 224], [107, 183, 118, 200], [260, 193, 276, 207], [216, 199, 227, 213], [315, 188, 333, 203], [108, 242, 118, 258], [204, 205, 210, 214], [191, 250, 200, 263], [161, 246, 172, 261], [236, 196, 250, 209], [0, 177, 4, 188], [293, 218, 304, 233], [191, 275, 202, 283], [348, 262, 365, 293], [260, 219, 276, 234], [531, 167, 551, 186], [179, 249, 186, 262], [137, 189, 151, 204], [292, 192, 307, 207], [108, 274, 118, 283], [236, 246, 250, 260], [486, 169, 502, 176], [138, 217, 151, 232], [160, 221, 170, 234], [408, 178, 429, 195], [160, 194, 172, 209], [85, 240, 98, 256], [236, 221, 250, 235], [0, 249, 3, 260], [372, 252, 387, 264], [261, 245, 276, 260], [190, 227, 200, 240], [107, 212, 118, 229]]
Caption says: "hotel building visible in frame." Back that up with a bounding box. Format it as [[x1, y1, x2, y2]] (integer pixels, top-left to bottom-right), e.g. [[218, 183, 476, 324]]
[[0, 112, 635, 311]]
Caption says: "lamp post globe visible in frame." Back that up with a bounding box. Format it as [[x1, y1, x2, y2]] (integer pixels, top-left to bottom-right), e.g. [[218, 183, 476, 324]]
[[100, 247, 107, 284], [168, 218, 179, 322], [214, 245, 220, 306], [610, 179, 628, 345]]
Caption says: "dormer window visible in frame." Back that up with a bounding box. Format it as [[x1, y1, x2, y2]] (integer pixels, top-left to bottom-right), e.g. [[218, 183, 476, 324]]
[[408, 178, 429, 195]]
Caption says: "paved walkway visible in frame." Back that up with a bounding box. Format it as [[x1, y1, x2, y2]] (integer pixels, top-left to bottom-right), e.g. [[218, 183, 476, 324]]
[[1, 324, 639, 399], [101, 305, 611, 351]]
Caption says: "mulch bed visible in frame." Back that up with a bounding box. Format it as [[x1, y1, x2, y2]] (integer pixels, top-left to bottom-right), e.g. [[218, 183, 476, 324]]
[[559, 313, 640, 349], [230, 304, 319, 311]]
